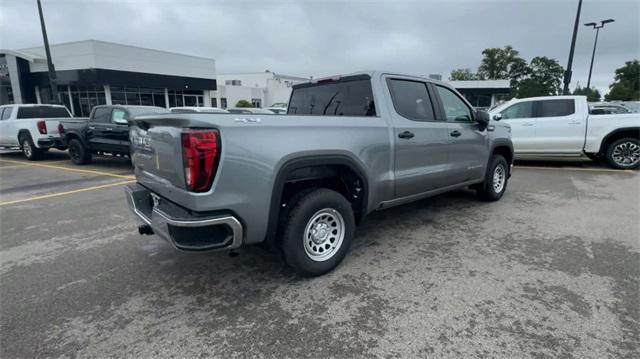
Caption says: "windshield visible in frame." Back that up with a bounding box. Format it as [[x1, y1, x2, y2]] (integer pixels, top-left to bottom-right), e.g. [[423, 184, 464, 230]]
[[16, 106, 71, 119]]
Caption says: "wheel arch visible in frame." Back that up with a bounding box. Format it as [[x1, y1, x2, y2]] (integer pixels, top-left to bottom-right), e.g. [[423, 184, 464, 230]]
[[598, 127, 640, 154], [265, 154, 370, 244]]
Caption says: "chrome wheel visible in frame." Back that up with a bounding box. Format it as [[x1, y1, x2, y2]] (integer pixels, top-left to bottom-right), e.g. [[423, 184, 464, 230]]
[[303, 208, 345, 262], [612, 141, 640, 167], [493, 164, 506, 193], [22, 139, 32, 158]]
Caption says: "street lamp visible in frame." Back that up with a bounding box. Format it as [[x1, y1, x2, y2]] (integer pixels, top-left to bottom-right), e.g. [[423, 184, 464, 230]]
[[584, 19, 615, 89]]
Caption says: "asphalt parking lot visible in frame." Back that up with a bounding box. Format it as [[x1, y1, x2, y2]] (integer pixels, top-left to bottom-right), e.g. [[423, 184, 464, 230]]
[[0, 150, 638, 358]]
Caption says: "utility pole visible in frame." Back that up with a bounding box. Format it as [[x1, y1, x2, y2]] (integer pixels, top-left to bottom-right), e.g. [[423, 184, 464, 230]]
[[584, 19, 615, 89], [562, 0, 583, 95], [37, 0, 59, 104]]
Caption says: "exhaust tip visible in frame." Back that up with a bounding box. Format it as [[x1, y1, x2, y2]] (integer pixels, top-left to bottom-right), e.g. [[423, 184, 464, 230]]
[[138, 224, 154, 235]]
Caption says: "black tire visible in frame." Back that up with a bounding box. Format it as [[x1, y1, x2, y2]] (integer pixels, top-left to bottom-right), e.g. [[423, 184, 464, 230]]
[[67, 138, 92, 165], [19, 134, 43, 161], [280, 188, 355, 277], [605, 138, 640, 169], [477, 154, 509, 201]]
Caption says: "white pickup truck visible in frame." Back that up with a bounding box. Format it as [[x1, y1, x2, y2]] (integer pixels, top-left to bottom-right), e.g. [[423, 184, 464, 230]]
[[489, 96, 640, 169], [0, 104, 84, 160]]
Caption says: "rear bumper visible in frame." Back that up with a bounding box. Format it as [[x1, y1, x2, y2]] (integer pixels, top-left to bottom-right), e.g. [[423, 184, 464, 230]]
[[125, 183, 243, 251], [37, 137, 64, 149]]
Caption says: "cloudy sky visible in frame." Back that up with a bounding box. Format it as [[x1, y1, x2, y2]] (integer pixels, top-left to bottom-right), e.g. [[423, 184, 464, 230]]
[[1, 0, 638, 94]]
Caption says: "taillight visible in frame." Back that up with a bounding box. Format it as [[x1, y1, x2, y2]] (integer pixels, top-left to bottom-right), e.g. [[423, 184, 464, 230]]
[[181, 129, 219, 192], [37, 120, 47, 134]]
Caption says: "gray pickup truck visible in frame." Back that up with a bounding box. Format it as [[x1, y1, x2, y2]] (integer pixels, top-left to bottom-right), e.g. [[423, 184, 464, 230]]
[[125, 71, 513, 276]]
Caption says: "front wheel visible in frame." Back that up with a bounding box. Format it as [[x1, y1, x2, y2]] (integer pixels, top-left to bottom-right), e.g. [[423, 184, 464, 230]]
[[606, 138, 640, 169], [280, 188, 355, 277], [477, 154, 509, 201]]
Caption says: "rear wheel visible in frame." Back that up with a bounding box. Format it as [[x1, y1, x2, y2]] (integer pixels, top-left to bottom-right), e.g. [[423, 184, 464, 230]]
[[280, 188, 355, 276], [606, 138, 639, 169], [19, 134, 43, 161], [67, 138, 92, 165], [477, 154, 508, 201]]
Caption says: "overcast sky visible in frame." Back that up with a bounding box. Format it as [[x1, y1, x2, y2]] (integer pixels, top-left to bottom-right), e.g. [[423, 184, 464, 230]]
[[1, 0, 638, 95]]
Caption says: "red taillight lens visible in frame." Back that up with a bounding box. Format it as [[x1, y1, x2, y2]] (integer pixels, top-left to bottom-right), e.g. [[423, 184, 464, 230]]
[[181, 130, 219, 192], [37, 120, 47, 134]]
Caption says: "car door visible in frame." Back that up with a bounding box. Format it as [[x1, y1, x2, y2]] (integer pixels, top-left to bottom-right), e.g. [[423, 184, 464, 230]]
[[87, 107, 113, 151], [531, 99, 583, 153], [386, 77, 452, 198], [0, 107, 12, 145], [110, 108, 131, 154], [432, 84, 489, 183], [497, 100, 536, 153]]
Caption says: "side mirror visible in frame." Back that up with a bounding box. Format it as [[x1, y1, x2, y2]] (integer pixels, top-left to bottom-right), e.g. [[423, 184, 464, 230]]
[[113, 117, 128, 125], [492, 113, 503, 121], [475, 110, 490, 129]]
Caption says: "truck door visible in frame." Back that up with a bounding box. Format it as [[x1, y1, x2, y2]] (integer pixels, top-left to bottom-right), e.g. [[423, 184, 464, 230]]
[[110, 108, 131, 154], [87, 107, 113, 151], [432, 84, 489, 183], [0, 107, 13, 145], [496, 100, 536, 153], [531, 99, 583, 154], [386, 77, 452, 198]]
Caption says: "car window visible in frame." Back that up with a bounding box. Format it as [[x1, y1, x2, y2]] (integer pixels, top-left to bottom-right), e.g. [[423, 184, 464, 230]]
[[387, 79, 435, 121], [288, 77, 376, 117], [111, 109, 127, 123], [500, 101, 534, 120], [127, 107, 168, 116], [435, 85, 473, 122], [16, 106, 71, 119], [536, 99, 575, 117], [91, 107, 111, 123], [0, 108, 10, 120]]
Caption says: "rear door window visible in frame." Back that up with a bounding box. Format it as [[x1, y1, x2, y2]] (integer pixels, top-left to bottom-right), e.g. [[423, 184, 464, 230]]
[[500, 101, 534, 120], [91, 107, 111, 123], [0, 108, 11, 120], [16, 106, 71, 119], [387, 79, 435, 121], [535, 99, 575, 117], [288, 76, 376, 116]]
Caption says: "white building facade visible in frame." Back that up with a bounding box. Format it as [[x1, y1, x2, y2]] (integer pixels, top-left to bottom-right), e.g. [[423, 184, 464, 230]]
[[212, 71, 308, 108]]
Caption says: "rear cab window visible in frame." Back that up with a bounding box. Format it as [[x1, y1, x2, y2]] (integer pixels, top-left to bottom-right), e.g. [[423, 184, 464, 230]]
[[16, 106, 71, 119], [91, 107, 112, 123], [288, 75, 376, 117]]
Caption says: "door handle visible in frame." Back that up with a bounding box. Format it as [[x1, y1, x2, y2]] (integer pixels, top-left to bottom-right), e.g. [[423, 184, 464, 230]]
[[88, 126, 95, 130], [450, 130, 462, 138], [568, 121, 581, 125], [398, 131, 414, 139], [106, 128, 113, 131], [522, 122, 534, 126]]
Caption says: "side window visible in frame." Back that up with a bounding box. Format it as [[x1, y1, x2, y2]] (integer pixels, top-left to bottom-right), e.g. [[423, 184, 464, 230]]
[[1, 107, 12, 120], [387, 79, 435, 121], [111, 109, 127, 123], [91, 107, 111, 123], [536, 99, 575, 117], [435, 85, 473, 122], [500, 101, 534, 120]]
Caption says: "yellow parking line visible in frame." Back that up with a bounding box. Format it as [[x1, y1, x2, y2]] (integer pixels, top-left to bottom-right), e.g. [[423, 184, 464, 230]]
[[514, 165, 636, 174], [0, 159, 134, 180], [0, 180, 135, 206]]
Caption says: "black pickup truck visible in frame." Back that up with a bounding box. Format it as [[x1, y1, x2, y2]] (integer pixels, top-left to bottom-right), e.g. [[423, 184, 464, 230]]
[[59, 105, 167, 164]]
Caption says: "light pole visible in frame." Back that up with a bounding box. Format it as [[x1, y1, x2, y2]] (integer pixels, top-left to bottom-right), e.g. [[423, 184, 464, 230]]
[[563, 0, 583, 95], [584, 19, 615, 89], [37, 0, 59, 104]]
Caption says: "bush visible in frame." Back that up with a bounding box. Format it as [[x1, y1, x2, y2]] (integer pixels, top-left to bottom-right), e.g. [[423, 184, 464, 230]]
[[235, 100, 253, 108]]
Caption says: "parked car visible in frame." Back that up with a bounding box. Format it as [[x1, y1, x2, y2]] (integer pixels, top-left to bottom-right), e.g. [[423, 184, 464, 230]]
[[170, 106, 229, 114], [589, 103, 631, 114], [619, 101, 640, 113], [226, 107, 275, 114], [489, 96, 640, 169], [0, 104, 86, 160], [59, 105, 168, 165], [270, 102, 288, 109], [265, 107, 287, 114], [125, 71, 513, 276]]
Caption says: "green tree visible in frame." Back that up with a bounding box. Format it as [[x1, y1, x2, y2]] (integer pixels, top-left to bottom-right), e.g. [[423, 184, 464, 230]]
[[449, 68, 478, 81], [477, 45, 525, 80], [235, 100, 253, 108], [514, 56, 565, 97], [605, 60, 640, 101], [573, 86, 601, 102]]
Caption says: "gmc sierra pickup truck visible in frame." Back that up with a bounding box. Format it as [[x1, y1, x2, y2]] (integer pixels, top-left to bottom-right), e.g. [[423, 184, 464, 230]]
[[489, 96, 640, 169], [0, 104, 85, 160], [59, 105, 167, 164], [125, 71, 514, 276]]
